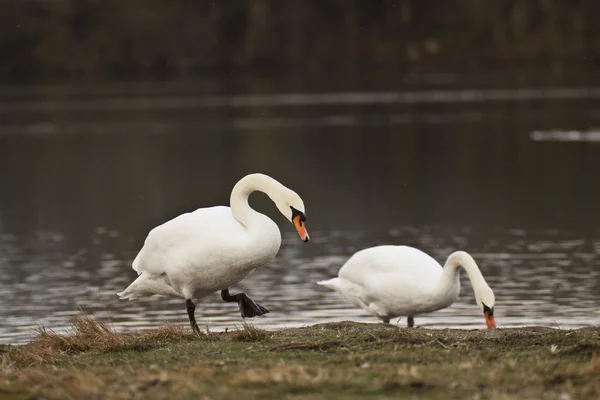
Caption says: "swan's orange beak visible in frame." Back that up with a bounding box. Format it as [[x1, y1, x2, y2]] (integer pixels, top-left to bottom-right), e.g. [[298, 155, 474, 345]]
[[293, 215, 309, 242], [484, 310, 496, 329]]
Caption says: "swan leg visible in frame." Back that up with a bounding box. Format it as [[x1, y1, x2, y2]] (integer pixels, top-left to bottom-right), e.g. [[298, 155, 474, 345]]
[[380, 316, 390, 324], [221, 289, 269, 318], [407, 316, 415, 328], [186, 299, 200, 334]]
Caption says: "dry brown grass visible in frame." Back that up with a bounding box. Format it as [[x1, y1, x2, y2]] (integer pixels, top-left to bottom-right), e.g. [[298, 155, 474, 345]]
[[9, 368, 109, 400], [231, 322, 271, 342], [1, 314, 197, 368], [136, 322, 193, 342], [2, 315, 125, 367], [239, 365, 329, 385]]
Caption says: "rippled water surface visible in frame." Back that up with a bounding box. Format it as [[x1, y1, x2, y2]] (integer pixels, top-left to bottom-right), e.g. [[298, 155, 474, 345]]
[[1, 74, 600, 343]]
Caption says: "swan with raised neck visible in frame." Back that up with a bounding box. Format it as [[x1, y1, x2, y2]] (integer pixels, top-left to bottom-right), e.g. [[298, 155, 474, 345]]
[[118, 173, 310, 334], [230, 173, 309, 241]]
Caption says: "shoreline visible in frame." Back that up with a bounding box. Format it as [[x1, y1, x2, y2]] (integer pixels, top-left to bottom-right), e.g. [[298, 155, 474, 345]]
[[1, 318, 596, 348], [0, 317, 598, 399]]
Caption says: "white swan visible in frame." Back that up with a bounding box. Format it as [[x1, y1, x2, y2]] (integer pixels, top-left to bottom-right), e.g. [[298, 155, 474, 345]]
[[317, 246, 496, 329], [118, 173, 309, 333]]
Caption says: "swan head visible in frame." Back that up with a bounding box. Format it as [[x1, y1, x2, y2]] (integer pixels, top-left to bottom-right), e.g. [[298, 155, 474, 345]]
[[475, 287, 496, 329], [275, 190, 309, 242]]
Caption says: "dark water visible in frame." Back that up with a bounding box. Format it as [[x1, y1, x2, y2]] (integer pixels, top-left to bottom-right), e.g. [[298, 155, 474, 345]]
[[1, 74, 600, 344]]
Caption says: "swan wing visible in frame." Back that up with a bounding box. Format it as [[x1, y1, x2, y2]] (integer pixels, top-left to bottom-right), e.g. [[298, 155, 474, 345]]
[[339, 245, 443, 283], [132, 206, 248, 276]]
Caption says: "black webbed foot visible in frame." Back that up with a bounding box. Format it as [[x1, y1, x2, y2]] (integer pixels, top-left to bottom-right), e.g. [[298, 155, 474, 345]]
[[239, 295, 269, 318], [221, 289, 270, 318]]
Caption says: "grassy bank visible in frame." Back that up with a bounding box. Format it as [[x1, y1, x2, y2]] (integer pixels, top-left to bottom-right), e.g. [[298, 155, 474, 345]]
[[0, 316, 598, 399]]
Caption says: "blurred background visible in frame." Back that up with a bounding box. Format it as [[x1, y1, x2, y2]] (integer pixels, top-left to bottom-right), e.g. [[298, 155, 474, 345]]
[[1, 0, 599, 343]]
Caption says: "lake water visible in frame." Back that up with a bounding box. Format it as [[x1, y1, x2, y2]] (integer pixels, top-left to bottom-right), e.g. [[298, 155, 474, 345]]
[[1, 73, 600, 344]]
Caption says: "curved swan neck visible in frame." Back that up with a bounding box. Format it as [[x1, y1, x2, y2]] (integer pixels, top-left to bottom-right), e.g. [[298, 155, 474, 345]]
[[438, 251, 489, 291], [230, 173, 287, 227]]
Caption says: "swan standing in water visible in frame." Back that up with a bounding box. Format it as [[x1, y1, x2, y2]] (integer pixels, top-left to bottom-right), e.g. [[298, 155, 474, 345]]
[[317, 246, 496, 329], [118, 173, 310, 333]]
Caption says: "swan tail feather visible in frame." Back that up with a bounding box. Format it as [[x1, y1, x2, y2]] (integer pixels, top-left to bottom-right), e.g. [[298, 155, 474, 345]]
[[118, 272, 181, 300], [117, 289, 137, 301], [317, 277, 341, 292]]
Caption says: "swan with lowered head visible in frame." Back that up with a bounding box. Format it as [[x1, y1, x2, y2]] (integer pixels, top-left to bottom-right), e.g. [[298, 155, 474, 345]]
[[317, 246, 496, 329], [118, 173, 310, 333]]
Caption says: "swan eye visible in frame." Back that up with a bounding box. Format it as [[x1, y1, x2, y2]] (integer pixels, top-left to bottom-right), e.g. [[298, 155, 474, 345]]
[[290, 206, 309, 242], [290, 206, 306, 225], [482, 303, 496, 329], [482, 303, 493, 316]]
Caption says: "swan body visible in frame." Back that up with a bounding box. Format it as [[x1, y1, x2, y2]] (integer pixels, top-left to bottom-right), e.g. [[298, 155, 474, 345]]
[[120, 206, 280, 300], [318, 245, 496, 329], [118, 173, 310, 332]]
